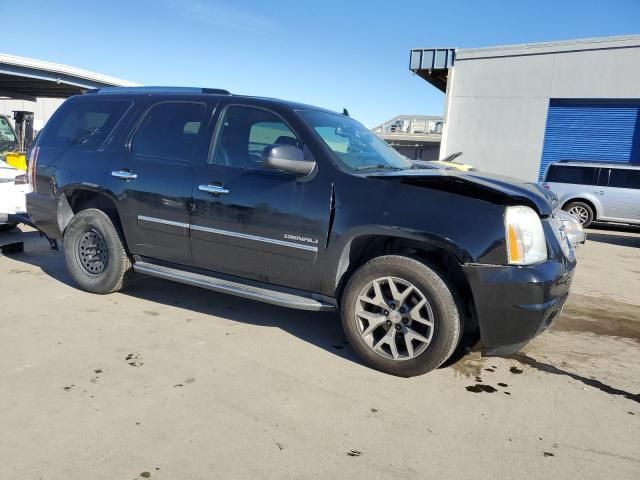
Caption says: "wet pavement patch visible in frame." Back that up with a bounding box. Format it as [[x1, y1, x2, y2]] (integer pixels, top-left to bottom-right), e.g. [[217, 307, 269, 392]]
[[511, 353, 640, 404], [63, 385, 74, 391], [557, 294, 640, 342], [140, 472, 151, 478], [347, 449, 362, 457], [497, 383, 508, 387], [466, 384, 497, 393], [510, 367, 523, 374], [543, 452, 555, 457]]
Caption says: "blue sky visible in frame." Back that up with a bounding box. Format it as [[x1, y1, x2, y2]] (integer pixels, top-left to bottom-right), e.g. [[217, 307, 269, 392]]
[[1, 0, 639, 126]]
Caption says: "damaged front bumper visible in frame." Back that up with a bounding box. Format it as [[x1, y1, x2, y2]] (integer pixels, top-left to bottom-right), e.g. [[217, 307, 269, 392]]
[[463, 259, 575, 356]]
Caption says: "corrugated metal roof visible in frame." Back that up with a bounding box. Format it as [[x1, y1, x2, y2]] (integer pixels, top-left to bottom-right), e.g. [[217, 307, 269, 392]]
[[0, 53, 138, 101]]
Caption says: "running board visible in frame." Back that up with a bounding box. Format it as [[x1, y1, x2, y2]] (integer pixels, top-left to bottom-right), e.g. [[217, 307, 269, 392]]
[[133, 261, 336, 311]]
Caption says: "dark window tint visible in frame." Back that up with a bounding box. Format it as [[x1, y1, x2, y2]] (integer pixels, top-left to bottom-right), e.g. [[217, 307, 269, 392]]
[[210, 105, 299, 170], [38, 99, 131, 150], [132, 102, 206, 161], [545, 165, 597, 185], [608, 169, 640, 189]]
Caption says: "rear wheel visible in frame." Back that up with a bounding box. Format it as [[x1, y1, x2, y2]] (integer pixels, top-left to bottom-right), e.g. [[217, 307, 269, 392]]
[[564, 201, 594, 227], [340, 255, 461, 377], [63, 209, 132, 294]]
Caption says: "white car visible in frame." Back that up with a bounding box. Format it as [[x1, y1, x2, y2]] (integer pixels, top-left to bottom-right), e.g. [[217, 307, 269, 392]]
[[0, 158, 29, 232]]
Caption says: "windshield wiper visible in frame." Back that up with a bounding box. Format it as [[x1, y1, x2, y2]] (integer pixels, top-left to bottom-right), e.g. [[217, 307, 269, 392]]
[[356, 164, 404, 172], [439, 151, 463, 163]]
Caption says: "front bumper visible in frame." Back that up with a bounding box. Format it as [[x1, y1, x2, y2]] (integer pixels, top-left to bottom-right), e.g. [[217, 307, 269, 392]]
[[463, 259, 575, 355], [0, 182, 28, 223]]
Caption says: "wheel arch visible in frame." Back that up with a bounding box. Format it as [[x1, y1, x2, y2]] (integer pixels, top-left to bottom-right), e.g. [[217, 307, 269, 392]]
[[328, 231, 478, 335], [562, 197, 599, 220], [57, 186, 123, 236]]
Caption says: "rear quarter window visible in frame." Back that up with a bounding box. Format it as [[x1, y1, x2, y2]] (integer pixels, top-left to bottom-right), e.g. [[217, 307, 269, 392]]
[[545, 165, 597, 185], [38, 99, 132, 150], [608, 169, 640, 189]]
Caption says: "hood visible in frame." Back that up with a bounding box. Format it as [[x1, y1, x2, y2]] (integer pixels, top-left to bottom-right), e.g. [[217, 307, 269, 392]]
[[366, 169, 555, 216]]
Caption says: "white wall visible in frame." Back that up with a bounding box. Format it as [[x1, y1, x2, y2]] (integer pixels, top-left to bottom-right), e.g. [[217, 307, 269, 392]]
[[0, 97, 64, 132], [441, 37, 640, 181]]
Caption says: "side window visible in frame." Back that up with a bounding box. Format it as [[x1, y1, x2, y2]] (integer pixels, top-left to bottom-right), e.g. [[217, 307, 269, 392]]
[[131, 102, 206, 161], [608, 169, 640, 189], [545, 165, 596, 185], [38, 99, 131, 150], [210, 105, 299, 170]]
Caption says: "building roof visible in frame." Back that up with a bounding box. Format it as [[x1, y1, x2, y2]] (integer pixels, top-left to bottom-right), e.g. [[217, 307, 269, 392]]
[[0, 53, 138, 101], [410, 34, 640, 92]]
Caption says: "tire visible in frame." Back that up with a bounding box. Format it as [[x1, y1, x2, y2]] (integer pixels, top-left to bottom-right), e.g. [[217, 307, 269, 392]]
[[564, 201, 594, 228], [340, 255, 461, 377], [63, 208, 132, 294], [0, 223, 18, 232]]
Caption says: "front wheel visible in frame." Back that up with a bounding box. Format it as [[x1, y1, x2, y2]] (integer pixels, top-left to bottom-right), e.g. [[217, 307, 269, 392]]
[[340, 255, 461, 377], [63, 208, 132, 294], [564, 201, 594, 227]]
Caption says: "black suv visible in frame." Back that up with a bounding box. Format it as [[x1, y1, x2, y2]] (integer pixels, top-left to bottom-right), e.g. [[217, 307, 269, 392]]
[[27, 87, 576, 377]]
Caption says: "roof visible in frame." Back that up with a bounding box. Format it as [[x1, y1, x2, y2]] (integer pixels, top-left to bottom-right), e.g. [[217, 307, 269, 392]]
[[0, 53, 138, 101], [72, 87, 342, 116], [456, 34, 640, 61], [410, 34, 640, 92]]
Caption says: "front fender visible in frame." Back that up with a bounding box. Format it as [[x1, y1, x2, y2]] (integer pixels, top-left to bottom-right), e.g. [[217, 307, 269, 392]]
[[320, 225, 472, 297]]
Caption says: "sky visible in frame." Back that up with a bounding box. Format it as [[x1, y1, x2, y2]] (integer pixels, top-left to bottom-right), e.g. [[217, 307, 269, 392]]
[[1, 0, 639, 127]]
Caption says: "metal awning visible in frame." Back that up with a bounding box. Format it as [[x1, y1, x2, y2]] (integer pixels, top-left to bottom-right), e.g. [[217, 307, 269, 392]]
[[0, 53, 138, 101], [409, 48, 455, 93]]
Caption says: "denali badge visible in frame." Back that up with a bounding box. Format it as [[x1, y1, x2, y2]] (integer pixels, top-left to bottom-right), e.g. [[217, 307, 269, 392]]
[[284, 234, 319, 245]]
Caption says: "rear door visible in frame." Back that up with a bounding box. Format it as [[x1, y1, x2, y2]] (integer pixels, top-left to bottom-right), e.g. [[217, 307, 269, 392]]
[[108, 98, 213, 264], [601, 168, 640, 223], [190, 102, 332, 291]]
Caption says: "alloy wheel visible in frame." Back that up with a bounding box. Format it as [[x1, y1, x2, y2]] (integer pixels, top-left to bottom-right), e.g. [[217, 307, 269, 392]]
[[355, 276, 435, 361]]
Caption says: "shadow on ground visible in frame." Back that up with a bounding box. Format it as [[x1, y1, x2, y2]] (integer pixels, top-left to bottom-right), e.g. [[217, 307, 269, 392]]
[[2, 230, 367, 366]]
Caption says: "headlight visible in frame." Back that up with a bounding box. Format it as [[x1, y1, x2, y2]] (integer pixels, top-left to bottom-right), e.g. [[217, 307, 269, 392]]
[[505, 206, 547, 265], [558, 210, 586, 248]]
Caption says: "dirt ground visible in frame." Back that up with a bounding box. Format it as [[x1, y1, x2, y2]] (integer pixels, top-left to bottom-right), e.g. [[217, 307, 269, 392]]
[[0, 225, 638, 479]]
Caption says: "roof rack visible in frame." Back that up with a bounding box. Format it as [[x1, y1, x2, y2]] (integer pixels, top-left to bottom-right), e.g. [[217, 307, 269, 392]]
[[86, 86, 231, 95]]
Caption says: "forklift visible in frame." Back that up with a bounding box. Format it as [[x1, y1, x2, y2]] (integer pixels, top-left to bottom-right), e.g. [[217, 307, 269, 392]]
[[1, 110, 34, 171]]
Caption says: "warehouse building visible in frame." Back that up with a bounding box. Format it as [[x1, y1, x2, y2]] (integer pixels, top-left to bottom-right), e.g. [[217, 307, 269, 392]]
[[410, 35, 640, 181], [0, 53, 136, 132], [372, 114, 442, 160]]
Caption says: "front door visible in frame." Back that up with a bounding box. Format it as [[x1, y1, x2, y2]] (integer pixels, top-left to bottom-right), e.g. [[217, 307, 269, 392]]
[[108, 100, 211, 264], [190, 104, 331, 292]]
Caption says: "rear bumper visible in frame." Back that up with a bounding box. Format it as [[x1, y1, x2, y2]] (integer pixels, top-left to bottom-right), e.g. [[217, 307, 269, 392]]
[[26, 192, 61, 239], [463, 259, 575, 355]]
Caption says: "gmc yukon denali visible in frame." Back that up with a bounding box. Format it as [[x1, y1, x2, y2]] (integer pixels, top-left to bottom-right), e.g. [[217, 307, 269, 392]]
[[27, 87, 578, 377]]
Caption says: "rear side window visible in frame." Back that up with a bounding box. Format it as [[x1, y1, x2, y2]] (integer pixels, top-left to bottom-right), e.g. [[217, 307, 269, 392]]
[[608, 169, 640, 189], [545, 165, 597, 185], [38, 99, 131, 150], [131, 102, 206, 161]]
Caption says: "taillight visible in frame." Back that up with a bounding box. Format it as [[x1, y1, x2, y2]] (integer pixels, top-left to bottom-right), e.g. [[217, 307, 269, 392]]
[[27, 146, 39, 192]]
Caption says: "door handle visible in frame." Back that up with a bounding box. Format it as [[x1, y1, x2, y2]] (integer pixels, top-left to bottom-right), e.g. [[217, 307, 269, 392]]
[[112, 170, 138, 181], [199, 184, 230, 195]]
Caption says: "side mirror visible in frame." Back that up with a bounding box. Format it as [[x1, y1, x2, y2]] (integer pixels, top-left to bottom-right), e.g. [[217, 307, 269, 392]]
[[261, 144, 316, 176]]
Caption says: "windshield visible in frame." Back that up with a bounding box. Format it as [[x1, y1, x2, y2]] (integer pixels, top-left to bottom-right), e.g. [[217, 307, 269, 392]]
[[0, 116, 17, 151], [300, 110, 412, 172]]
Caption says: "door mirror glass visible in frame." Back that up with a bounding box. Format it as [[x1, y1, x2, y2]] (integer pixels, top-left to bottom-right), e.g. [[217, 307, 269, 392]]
[[262, 144, 315, 176]]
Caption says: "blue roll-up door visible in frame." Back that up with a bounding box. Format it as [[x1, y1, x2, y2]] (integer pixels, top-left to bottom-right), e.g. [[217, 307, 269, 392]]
[[539, 100, 640, 180]]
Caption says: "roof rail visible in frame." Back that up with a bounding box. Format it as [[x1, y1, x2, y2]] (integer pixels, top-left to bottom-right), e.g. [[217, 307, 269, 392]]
[[86, 86, 231, 95]]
